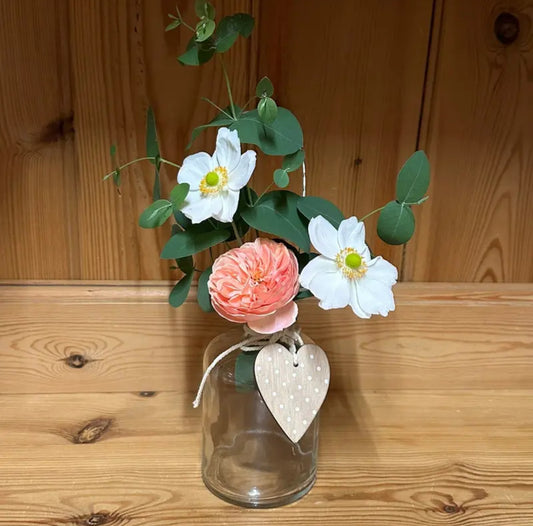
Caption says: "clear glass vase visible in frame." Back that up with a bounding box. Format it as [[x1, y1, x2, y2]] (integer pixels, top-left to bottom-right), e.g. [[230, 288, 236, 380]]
[[200, 327, 319, 508]]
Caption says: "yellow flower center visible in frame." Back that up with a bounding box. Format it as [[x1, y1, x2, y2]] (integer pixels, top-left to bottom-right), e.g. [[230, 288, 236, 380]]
[[335, 248, 367, 280], [199, 166, 228, 195]]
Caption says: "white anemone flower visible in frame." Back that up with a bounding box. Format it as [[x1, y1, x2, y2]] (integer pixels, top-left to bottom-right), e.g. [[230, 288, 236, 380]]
[[299, 216, 398, 318], [177, 128, 256, 224]]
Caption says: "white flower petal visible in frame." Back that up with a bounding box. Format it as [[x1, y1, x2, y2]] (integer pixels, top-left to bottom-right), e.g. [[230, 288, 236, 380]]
[[337, 216, 367, 252], [349, 281, 372, 318], [177, 152, 214, 187], [316, 273, 351, 310], [299, 255, 338, 289], [228, 150, 256, 190], [366, 256, 398, 286], [212, 190, 239, 223], [308, 216, 340, 259], [181, 192, 217, 224], [215, 128, 241, 172], [354, 277, 396, 317]]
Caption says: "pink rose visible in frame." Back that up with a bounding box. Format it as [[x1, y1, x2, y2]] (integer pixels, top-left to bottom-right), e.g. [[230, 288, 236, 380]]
[[208, 238, 300, 334]]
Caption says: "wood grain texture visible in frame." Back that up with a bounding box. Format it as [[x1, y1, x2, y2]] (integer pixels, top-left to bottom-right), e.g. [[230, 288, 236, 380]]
[[255, 0, 433, 269], [404, 0, 533, 282], [1, 390, 533, 524], [1, 282, 533, 394], [0, 0, 432, 279]]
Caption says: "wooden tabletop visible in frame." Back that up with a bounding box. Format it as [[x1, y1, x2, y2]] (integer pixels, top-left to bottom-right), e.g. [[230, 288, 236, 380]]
[[1, 282, 533, 525]]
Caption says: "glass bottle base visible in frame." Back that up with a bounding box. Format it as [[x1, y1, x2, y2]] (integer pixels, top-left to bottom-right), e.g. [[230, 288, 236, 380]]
[[202, 470, 316, 509]]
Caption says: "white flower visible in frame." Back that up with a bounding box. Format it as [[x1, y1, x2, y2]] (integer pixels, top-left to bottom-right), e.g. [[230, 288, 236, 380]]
[[299, 216, 398, 318], [177, 128, 256, 224]]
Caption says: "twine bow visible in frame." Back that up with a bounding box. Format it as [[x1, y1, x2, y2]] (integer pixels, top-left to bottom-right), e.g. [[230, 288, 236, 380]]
[[192, 325, 304, 408]]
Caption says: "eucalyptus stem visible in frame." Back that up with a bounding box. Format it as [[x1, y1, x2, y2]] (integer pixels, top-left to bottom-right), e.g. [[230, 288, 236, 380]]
[[208, 246, 214, 264], [231, 221, 243, 246], [360, 205, 386, 222], [175, 5, 195, 32], [103, 156, 156, 180], [255, 183, 274, 205], [160, 158, 181, 169], [201, 97, 233, 119], [103, 156, 181, 181], [219, 56, 237, 120]]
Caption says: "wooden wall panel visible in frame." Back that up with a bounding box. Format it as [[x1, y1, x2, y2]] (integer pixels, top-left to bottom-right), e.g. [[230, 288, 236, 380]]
[[0, 0, 432, 280], [404, 0, 533, 282]]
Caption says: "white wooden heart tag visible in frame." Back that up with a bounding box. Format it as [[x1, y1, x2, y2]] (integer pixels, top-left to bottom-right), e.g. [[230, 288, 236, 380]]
[[254, 343, 330, 443]]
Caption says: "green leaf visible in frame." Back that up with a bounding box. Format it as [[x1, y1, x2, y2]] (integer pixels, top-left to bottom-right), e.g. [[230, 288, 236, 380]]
[[377, 201, 415, 245], [195, 0, 215, 19], [229, 13, 254, 37], [146, 107, 159, 161], [173, 209, 191, 230], [213, 18, 238, 53], [295, 287, 313, 300], [176, 255, 194, 274], [257, 97, 278, 124], [110, 144, 116, 159], [170, 183, 190, 210], [282, 149, 305, 172], [197, 266, 214, 312], [256, 76, 274, 98], [396, 150, 430, 204], [187, 110, 235, 149], [178, 37, 216, 66], [165, 18, 181, 31], [235, 350, 259, 392], [169, 272, 194, 308], [139, 199, 173, 229], [153, 165, 161, 201], [230, 108, 303, 156], [274, 168, 289, 188], [297, 196, 344, 228], [196, 18, 215, 42], [241, 191, 310, 251], [161, 229, 231, 259]]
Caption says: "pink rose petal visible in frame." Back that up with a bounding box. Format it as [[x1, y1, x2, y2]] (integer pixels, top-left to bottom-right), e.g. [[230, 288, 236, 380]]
[[247, 301, 298, 334]]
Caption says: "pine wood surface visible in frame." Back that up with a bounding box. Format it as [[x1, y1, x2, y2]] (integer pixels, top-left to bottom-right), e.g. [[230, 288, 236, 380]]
[[1, 390, 533, 525], [0, 0, 432, 279], [1, 282, 532, 394], [1, 282, 533, 522], [404, 0, 533, 282]]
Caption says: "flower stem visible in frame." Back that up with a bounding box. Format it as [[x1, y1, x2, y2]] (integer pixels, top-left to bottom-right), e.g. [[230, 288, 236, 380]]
[[175, 5, 195, 32], [219, 56, 237, 120], [231, 221, 243, 246], [360, 205, 386, 222]]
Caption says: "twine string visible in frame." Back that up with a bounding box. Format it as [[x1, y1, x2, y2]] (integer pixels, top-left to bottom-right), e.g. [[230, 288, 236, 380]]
[[192, 326, 303, 408]]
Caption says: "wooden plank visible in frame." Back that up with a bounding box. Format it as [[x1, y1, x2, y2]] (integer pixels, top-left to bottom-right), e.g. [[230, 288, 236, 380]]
[[0, 0, 432, 280], [404, 0, 533, 282], [0, 390, 532, 524], [1, 282, 532, 393], [256, 0, 433, 270], [0, 0, 79, 279]]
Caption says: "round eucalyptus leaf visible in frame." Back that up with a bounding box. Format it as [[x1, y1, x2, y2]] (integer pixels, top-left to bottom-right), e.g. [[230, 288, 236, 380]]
[[256, 76, 274, 98], [274, 168, 289, 188], [377, 201, 415, 245], [258, 97, 278, 124]]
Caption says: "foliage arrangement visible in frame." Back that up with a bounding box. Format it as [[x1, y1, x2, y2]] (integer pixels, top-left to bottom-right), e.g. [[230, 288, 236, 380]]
[[104, 1, 430, 328]]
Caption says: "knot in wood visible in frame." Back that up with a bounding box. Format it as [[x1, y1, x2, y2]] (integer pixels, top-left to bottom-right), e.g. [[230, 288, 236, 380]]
[[85, 513, 109, 525], [138, 391, 157, 397], [74, 418, 112, 444], [66, 353, 88, 369], [443, 503, 459, 514], [494, 12, 520, 44]]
